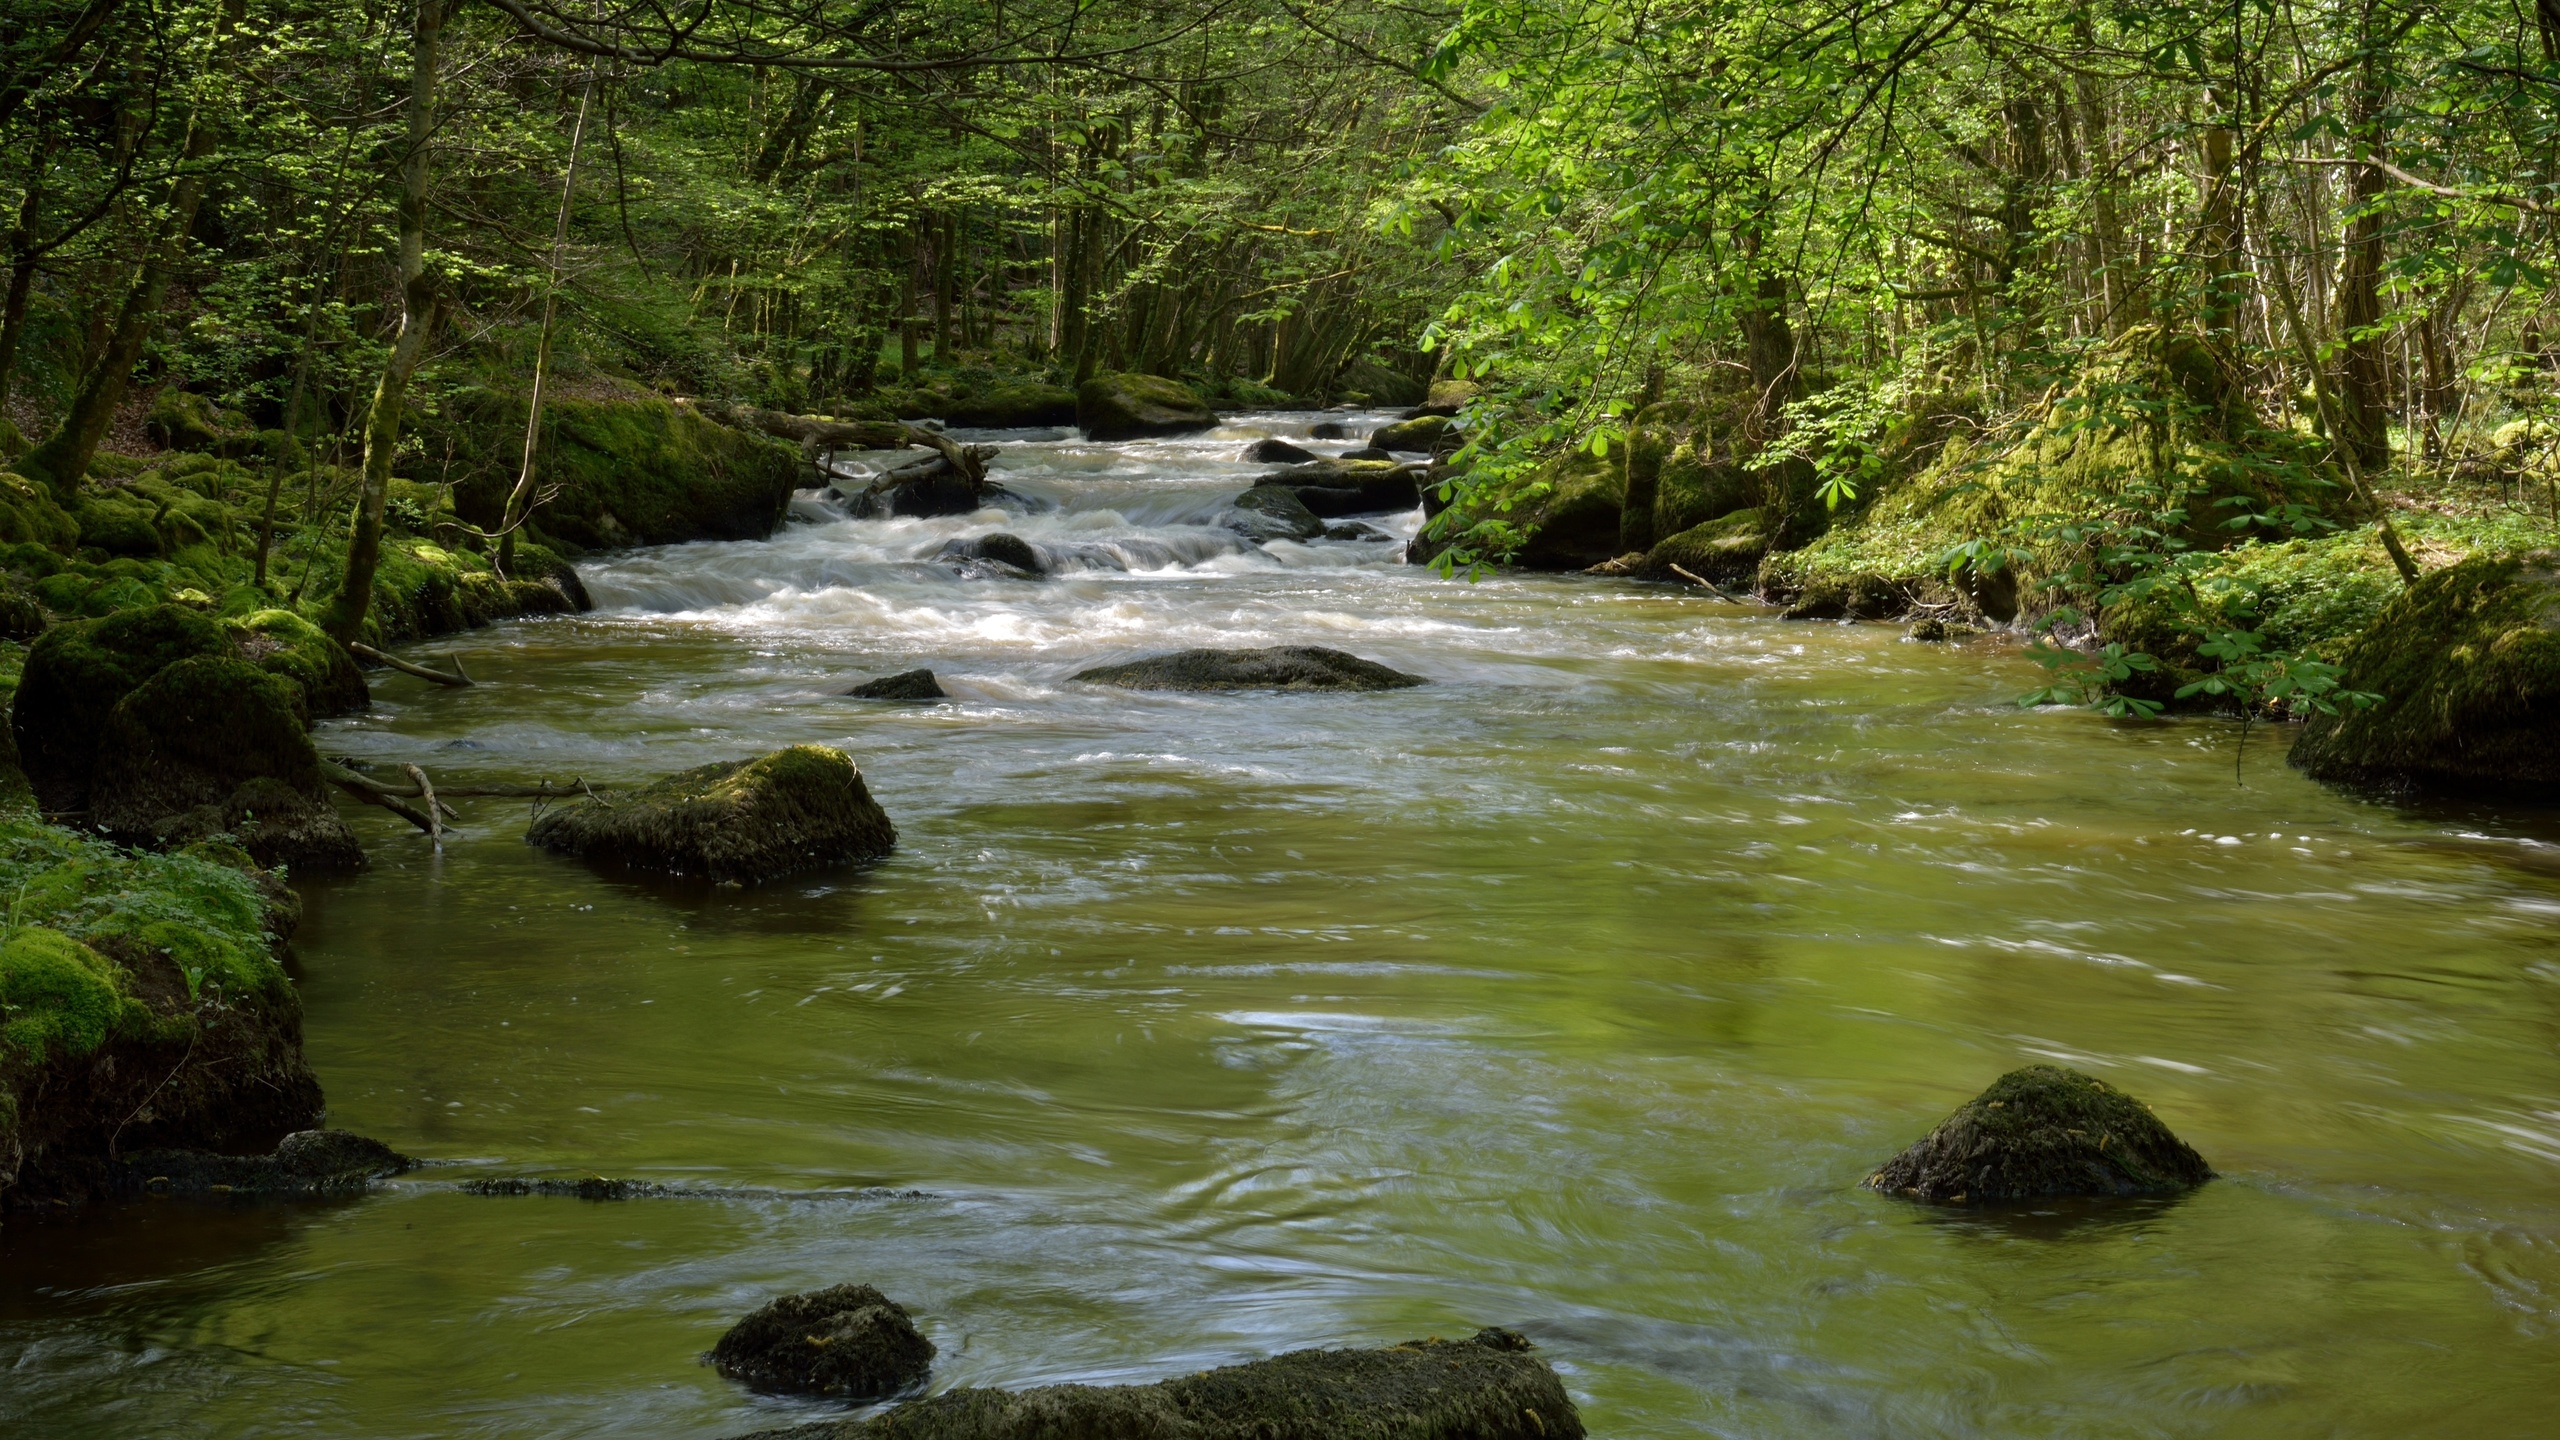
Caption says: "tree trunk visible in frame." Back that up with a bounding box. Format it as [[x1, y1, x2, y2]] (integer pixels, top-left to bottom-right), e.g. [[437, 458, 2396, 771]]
[[0, 141, 45, 413], [2336, 9, 2392, 474], [899, 216, 921, 373], [321, 0, 451, 646], [501, 76, 595, 577], [933, 211, 957, 360], [16, 0, 243, 502]]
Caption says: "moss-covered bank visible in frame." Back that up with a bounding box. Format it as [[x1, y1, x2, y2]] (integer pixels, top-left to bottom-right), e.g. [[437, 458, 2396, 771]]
[[0, 820, 320, 1212]]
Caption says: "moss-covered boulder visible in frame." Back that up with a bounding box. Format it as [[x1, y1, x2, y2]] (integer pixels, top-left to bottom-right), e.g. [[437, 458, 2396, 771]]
[[0, 819, 323, 1212], [440, 397, 801, 550], [1368, 414, 1456, 455], [1074, 646, 1423, 692], [1332, 357, 1429, 408], [89, 656, 364, 872], [924, 380, 1078, 429], [1076, 373, 1219, 441], [1418, 450, 1625, 572], [1644, 508, 1768, 585], [0, 471, 77, 550], [2290, 549, 2560, 791], [1865, 1065, 2213, 1205], [227, 608, 368, 718], [1410, 378, 1479, 418], [1242, 437, 1320, 465], [731, 1327, 1581, 1440], [526, 744, 897, 885], [713, 1284, 935, 1399], [12, 604, 235, 811], [144, 389, 256, 455]]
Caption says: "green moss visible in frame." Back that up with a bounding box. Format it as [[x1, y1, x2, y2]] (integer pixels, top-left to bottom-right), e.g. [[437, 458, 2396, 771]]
[[11, 604, 235, 810], [226, 608, 367, 717], [0, 814, 284, 1066], [144, 389, 256, 455], [2291, 549, 2560, 790], [1424, 448, 1624, 571], [428, 395, 800, 550], [0, 471, 77, 550], [527, 743, 897, 885], [1646, 508, 1768, 584], [1867, 1064, 2213, 1203]]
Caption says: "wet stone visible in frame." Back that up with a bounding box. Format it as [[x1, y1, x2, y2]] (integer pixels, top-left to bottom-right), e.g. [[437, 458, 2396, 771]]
[[712, 1283, 935, 1400], [1073, 646, 1424, 692], [1865, 1065, 2214, 1204], [845, 669, 948, 701]]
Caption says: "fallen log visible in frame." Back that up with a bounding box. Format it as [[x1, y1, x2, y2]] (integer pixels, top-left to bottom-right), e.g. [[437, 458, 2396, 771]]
[[349, 641, 472, 687]]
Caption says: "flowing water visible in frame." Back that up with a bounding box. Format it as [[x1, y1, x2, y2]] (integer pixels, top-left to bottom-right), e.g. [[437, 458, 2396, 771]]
[[6, 416, 2560, 1439]]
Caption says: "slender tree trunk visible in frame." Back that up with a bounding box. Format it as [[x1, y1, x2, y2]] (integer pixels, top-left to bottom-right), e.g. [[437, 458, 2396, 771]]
[[0, 130, 53, 416], [500, 75, 595, 577], [899, 216, 921, 373], [322, 0, 451, 646], [2336, 6, 2392, 474], [17, 0, 244, 502], [933, 211, 956, 360], [2198, 80, 2244, 354]]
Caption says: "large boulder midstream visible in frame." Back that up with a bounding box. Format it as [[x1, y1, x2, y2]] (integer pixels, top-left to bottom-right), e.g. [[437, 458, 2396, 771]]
[[1077, 373, 1219, 441], [733, 1327, 1581, 1440], [1255, 460, 1421, 517], [2289, 549, 2560, 793], [89, 656, 365, 872], [1864, 1065, 2213, 1204], [525, 745, 897, 885], [713, 1284, 935, 1399], [1073, 646, 1424, 692], [1225, 485, 1325, 542]]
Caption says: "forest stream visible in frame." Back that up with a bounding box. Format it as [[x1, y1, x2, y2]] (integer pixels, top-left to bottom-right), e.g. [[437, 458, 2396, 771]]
[[5, 415, 2559, 1438]]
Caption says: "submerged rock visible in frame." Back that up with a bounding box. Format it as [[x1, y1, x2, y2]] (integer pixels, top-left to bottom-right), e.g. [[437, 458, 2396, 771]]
[[1076, 372, 1219, 441], [1225, 485, 1325, 542], [1865, 1065, 2213, 1204], [1324, 520, 1395, 542], [933, 532, 1046, 576], [713, 1283, 936, 1400], [525, 744, 897, 885], [1308, 421, 1350, 440], [89, 656, 365, 872], [1073, 646, 1423, 692], [2290, 549, 2560, 793], [845, 669, 948, 701], [732, 1327, 1580, 1440], [115, 1129, 413, 1199], [1241, 436, 1320, 464]]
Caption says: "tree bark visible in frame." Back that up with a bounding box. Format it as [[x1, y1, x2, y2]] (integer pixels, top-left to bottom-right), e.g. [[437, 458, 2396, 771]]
[[2336, 7, 2392, 474], [322, 0, 452, 646], [500, 74, 595, 577]]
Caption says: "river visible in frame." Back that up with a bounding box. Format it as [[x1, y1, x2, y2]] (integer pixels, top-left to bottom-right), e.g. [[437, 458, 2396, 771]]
[[5, 415, 2559, 1437]]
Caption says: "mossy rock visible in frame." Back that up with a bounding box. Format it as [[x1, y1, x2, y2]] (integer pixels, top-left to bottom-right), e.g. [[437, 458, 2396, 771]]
[[1644, 508, 1768, 585], [1367, 414, 1456, 455], [2291, 549, 2560, 792], [1073, 646, 1423, 692], [227, 609, 368, 718], [89, 656, 363, 872], [0, 814, 320, 1211], [1260, 459, 1421, 516], [1076, 373, 1219, 441], [1412, 377, 1479, 417], [1423, 449, 1625, 572], [844, 668, 946, 701], [1333, 356, 1429, 408], [933, 381, 1078, 429], [437, 397, 801, 551], [0, 471, 77, 551], [526, 744, 897, 885], [737, 1327, 1582, 1440], [713, 1284, 935, 1399], [12, 603, 235, 811], [72, 489, 171, 558], [144, 390, 256, 455], [1865, 1065, 2213, 1204]]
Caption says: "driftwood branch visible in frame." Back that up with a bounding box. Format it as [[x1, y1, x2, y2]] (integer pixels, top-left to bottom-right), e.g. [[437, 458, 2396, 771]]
[[322, 762, 437, 833], [349, 641, 472, 687], [897, 423, 989, 486], [401, 763, 444, 851], [1666, 562, 1747, 601]]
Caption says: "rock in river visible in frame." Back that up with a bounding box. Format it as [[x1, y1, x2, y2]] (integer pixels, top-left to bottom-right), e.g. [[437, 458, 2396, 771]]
[[1368, 414, 1456, 455], [845, 668, 948, 701], [2289, 548, 2560, 794], [1241, 436, 1320, 464], [731, 1327, 1581, 1440], [1074, 646, 1423, 692], [525, 745, 897, 885], [1076, 372, 1219, 441], [1865, 1065, 2213, 1204], [114, 1128, 414, 1199], [933, 531, 1046, 576], [713, 1283, 935, 1400], [1224, 485, 1324, 543]]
